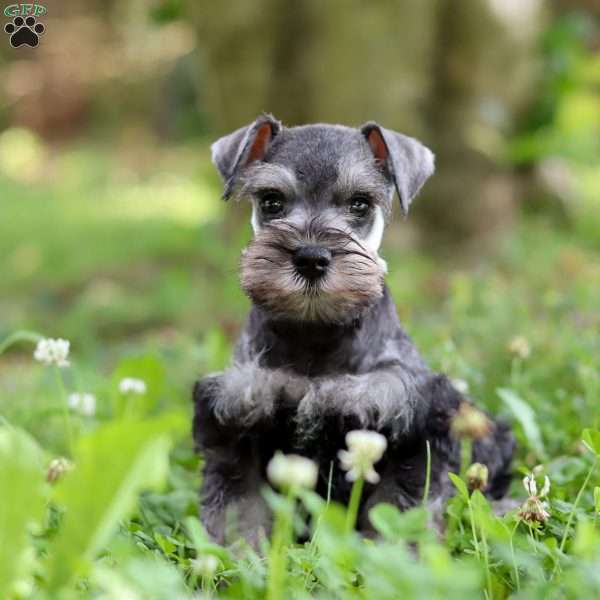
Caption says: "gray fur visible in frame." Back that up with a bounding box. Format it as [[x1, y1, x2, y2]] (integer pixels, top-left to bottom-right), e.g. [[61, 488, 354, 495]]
[[296, 366, 427, 436], [335, 154, 394, 216], [208, 358, 310, 428], [200, 441, 271, 546], [217, 117, 432, 220], [239, 162, 298, 202], [360, 122, 435, 215], [212, 113, 282, 198], [193, 115, 514, 547]]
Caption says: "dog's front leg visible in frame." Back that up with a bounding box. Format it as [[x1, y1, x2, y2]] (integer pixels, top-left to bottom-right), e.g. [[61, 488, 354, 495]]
[[355, 373, 515, 533], [296, 364, 430, 440], [193, 375, 272, 547], [200, 444, 271, 547], [200, 361, 311, 429]]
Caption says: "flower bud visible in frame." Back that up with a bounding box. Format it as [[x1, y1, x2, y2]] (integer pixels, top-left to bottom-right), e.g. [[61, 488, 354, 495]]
[[191, 554, 219, 579], [450, 402, 492, 441], [267, 452, 318, 492], [532, 464, 544, 477], [46, 457, 73, 484], [466, 462, 489, 491], [68, 392, 96, 417], [118, 377, 147, 395], [508, 336, 531, 359]]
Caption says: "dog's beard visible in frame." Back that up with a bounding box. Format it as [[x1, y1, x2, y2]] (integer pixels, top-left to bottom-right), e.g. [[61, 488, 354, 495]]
[[240, 221, 385, 323]]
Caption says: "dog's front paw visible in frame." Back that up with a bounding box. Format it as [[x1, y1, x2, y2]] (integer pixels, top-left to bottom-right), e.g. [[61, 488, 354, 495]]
[[197, 361, 312, 433], [295, 369, 423, 440]]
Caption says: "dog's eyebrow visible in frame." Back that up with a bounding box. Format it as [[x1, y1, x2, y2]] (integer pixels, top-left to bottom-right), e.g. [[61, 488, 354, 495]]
[[335, 156, 392, 213], [238, 163, 298, 198]]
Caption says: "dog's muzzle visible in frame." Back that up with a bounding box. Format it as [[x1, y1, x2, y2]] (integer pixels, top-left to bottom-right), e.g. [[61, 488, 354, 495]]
[[240, 221, 385, 323]]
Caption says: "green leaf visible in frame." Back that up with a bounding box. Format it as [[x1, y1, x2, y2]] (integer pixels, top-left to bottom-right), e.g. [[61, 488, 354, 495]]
[[184, 517, 230, 562], [448, 472, 469, 499], [581, 428, 600, 456], [0, 426, 45, 599], [154, 532, 176, 555], [469, 490, 510, 541], [149, 0, 185, 25], [0, 330, 41, 356], [298, 488, 326, 518], [369, 504, 430, 543], [469, 490, 490, 512], [572, 520, 599, 559], [46, 414, 184, 591], [312, 502, 360, 568], [594, 487, 600, 514], [94, 556, 192, 600], [497, 387, 545, 457]]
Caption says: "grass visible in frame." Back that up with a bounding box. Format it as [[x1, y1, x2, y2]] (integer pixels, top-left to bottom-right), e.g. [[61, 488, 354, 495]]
[[1, 136, 600, 599]]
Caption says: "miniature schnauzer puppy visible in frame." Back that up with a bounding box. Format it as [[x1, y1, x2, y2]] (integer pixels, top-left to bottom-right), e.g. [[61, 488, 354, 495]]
[[193, 114, 514, 545]]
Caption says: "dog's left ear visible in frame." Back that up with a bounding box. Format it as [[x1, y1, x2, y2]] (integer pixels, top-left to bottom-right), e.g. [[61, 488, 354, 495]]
[[211, 113, 281, 199], [360, 122, 435, 215]]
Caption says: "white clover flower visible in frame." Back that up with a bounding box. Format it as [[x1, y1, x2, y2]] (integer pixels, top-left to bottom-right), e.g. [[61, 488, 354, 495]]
[[451, 378, 470, 395], [508, 335, 531, 359], [191, 554, 219, 579], [67, 392, 96, 417], [267, 452, 318, 491], [519, 471, 551, 524], [33, 338, 70, 367], [118, 377, 147, 395], [338, 430, 387, 484]]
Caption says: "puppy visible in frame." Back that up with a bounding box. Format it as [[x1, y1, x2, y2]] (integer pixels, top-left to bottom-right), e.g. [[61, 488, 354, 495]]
[[193, 114, 514, 545]]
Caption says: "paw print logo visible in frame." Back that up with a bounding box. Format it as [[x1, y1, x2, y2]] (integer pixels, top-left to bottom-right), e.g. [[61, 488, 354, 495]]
[[4, 15, 45, 48]]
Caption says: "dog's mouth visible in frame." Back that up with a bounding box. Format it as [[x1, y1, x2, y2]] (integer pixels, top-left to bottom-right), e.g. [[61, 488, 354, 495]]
[[240, 221, 385, 323]]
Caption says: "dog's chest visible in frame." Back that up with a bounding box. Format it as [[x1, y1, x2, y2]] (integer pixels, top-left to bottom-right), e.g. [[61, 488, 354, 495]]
[[254, 402, 364, 502]]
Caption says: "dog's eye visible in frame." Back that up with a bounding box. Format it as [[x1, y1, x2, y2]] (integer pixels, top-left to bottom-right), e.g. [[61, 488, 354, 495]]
[[259, 191, 285, 216], [348, 195, 371, 217]]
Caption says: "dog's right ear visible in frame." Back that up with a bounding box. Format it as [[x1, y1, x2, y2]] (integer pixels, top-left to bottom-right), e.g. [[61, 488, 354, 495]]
[[211, 113, 281, 199]]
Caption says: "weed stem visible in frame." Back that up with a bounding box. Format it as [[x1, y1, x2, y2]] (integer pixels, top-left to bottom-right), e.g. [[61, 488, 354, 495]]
[[422, 440, 432, 508], [552, 455, 598, 579], [346, 477, 365, 533], [55, 367, 75, 456], [266, 490, 295, 600]]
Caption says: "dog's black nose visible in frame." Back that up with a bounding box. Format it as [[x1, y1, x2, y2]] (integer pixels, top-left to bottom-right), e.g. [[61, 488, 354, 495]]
[[293, 245, 331, 280]]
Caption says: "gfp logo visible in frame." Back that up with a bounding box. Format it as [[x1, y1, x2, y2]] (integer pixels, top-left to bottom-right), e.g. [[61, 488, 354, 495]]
[[3, 3, 46, 47]]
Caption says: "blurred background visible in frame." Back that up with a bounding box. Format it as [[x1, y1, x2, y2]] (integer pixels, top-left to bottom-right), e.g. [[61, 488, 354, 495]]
[[1, 0, 599, 450]]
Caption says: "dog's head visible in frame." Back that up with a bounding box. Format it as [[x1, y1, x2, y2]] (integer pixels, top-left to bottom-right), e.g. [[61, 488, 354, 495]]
[[211, 114, 434, 324]]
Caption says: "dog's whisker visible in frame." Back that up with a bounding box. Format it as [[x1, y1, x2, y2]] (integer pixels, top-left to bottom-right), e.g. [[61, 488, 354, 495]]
[[253, 256, 280, 265], [332, 249, 377, 264]]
